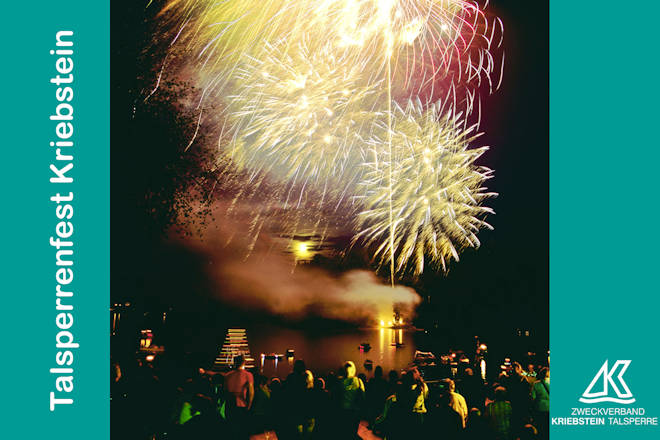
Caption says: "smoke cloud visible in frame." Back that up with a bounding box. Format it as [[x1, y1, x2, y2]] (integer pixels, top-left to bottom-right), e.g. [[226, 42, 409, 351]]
[[173, 202, 421, 324], [217, 264, 420, 324]]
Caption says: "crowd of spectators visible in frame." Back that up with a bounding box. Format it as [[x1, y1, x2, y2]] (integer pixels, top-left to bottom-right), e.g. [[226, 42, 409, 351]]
[[111, 354, 549, 440]]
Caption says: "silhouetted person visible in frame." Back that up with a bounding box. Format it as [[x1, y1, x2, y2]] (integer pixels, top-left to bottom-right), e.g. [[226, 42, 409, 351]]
[[484, 386, 513, 440], [337, 361, 365, 439], [387, 369, 400, 396], [294, 370, 316, 439], [373, 381, 406, 439], [405, 367, 429, 436], [366, 366, 389, 423], [279, 359, 310, 439], [464, 407, 491, 440], [445, 378, 469, 428], [460, 367, 485, 409], [224, 355, 254, 439], [171, 393, 225, 440], [509, 362, 532, 435], [269, 377, 290, 440], [251, 374, 271, 435], [311, 377, 332, 439], [530, 368, 549, 439], [426, 391, 463, 439]]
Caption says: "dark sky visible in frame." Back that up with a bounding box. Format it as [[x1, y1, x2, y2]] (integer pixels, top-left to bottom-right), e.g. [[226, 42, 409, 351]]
[[111, 1, 548, 345], [418, 0, 549, 339]]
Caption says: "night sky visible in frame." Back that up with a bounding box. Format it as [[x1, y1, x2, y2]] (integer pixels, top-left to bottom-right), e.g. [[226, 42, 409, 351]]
[[111, 1, 548, 350]]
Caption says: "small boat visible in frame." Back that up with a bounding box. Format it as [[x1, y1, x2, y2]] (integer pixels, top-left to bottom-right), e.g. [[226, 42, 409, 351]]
[[413, 350, 437, 367], [364, 359, 374, 370], [358, 342, 371, 352]]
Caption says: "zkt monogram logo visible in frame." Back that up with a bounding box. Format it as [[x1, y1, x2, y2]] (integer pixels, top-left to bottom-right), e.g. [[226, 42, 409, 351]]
[[579, 360, 635, 404]]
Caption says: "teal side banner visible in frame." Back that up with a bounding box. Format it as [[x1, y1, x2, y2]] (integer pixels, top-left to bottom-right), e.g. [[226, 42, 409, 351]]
[[551, 1, 660, 438], [2, 1, 109, 438]]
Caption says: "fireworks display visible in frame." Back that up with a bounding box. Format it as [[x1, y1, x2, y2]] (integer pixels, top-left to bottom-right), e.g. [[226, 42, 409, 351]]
[[354, 100, 496, 276], [155, 0, 504, 279], [227, 40, 382, 205]]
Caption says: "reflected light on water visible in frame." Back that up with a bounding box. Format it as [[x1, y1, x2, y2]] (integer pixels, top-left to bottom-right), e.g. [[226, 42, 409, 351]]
[[252, 325, 418, 377], [379, 327, 385, 365]]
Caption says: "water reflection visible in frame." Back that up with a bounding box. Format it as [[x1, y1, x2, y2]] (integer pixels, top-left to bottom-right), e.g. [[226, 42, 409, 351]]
[[249, 325, 419, 378], [111, 311, 121, 336]]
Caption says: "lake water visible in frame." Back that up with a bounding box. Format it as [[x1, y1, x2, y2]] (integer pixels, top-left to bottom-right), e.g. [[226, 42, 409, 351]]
[[246, 325, 422, 378]]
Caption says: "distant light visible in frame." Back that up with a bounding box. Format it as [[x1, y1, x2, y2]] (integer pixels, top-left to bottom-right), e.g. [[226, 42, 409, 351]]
[[387, 321, 392, 327], [380, 320, 385, 327], [293, 241, 314, 260], [479, 344, 487, 350], [145, 355, 155, 362]]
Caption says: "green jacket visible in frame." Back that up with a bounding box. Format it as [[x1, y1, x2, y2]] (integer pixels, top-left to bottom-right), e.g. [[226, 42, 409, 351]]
[[531, 380, 550, 413]]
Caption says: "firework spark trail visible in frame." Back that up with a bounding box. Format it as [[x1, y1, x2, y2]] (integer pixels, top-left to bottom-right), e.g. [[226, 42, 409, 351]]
[[227, 40, 383, 205], [354, 99, 496, 276], [385, 2, 396, 287], [159, 0, 502, 110], [210, 149, 351, 262], [154, 0, 504, 279]]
